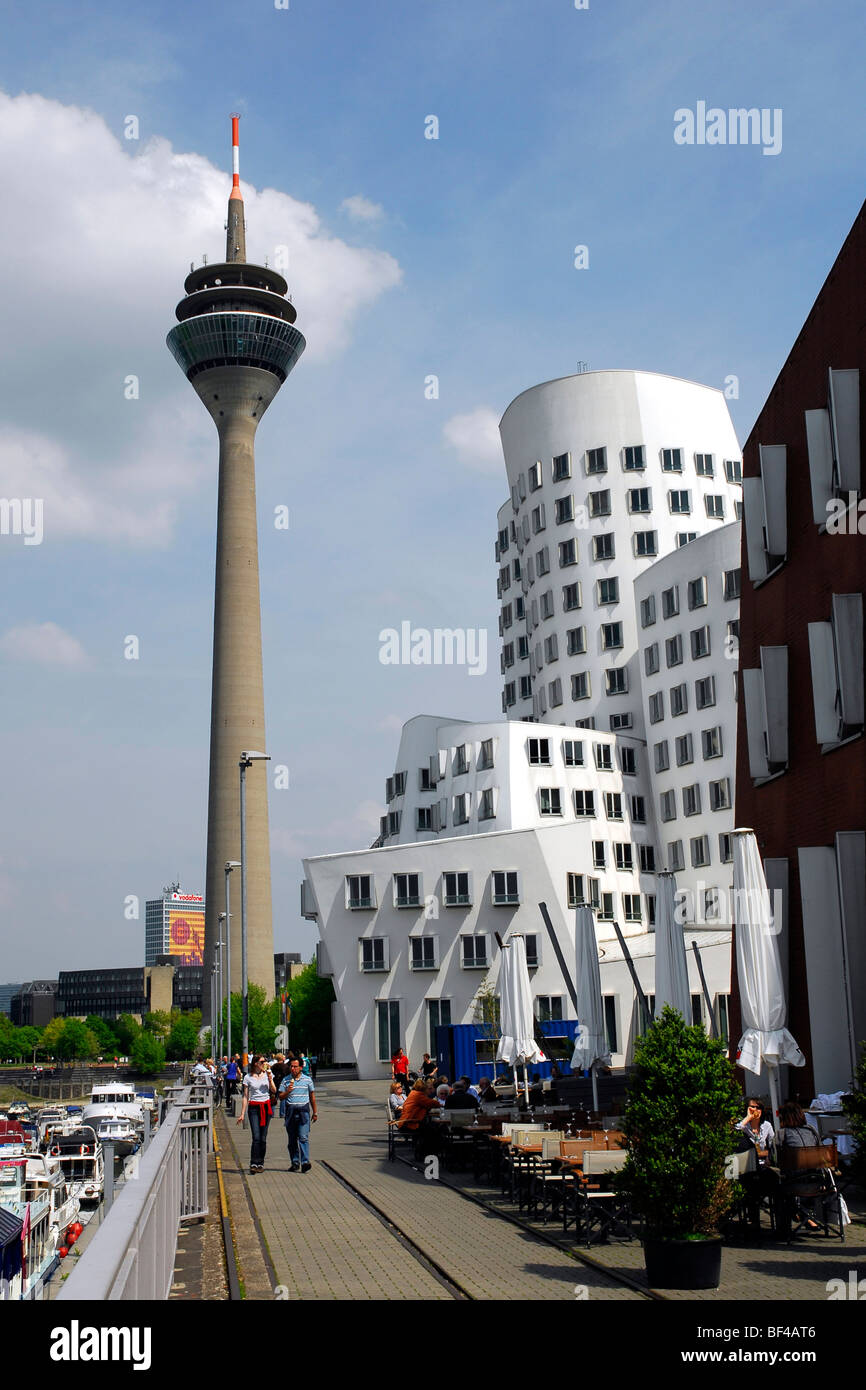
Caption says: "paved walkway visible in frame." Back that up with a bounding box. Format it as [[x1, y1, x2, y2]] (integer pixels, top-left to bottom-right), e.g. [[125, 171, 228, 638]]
[[216, 1080, 865, 1303], [217, 1080, 643, 1300]]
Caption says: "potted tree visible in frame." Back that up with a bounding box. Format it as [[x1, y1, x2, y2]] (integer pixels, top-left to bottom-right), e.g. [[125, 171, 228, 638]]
[[617, 1005, 742, 1289]]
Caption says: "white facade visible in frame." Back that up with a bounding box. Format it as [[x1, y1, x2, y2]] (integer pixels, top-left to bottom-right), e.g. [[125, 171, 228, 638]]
[[496, 371, 742, 732], [633, 523, 742, 924], [303, 715, 734, 1079]]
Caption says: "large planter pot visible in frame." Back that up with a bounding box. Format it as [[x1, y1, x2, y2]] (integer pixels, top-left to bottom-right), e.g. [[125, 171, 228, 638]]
[[644, 1235, 722, 1290]]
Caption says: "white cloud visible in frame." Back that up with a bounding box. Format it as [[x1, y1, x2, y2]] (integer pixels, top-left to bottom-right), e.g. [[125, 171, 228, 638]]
[[442, 408, 503, 474], [340, 194, 386, 224], [0, 90, 402, 546], [377, 713, 405, 733], [0, 622, 87, 667]]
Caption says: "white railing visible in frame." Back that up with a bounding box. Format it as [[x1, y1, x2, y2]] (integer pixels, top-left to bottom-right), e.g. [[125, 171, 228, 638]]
[[56, 1086, 211, 1301]]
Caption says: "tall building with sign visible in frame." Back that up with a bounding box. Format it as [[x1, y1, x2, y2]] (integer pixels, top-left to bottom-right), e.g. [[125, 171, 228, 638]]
[[145, 883, 206, 967], [166, 117, 306, 1024]]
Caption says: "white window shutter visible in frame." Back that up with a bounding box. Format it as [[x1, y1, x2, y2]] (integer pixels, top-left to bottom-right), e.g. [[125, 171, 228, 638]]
[[758, 445, 787, 560], [742, 668, 770, 779], [828, 368, 860, 492], [760, 645, 788, 771], [742, 477, 768, 582], [805, 408, 834, 524], [832, 593, 864, 733], [807, 621, 839, 744]]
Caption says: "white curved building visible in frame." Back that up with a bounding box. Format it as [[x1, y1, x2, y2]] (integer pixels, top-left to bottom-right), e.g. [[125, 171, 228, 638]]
[[496, 371, 743, 732]]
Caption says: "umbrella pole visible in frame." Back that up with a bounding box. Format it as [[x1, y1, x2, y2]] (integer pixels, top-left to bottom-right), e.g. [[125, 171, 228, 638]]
[[591, 1061, 599, 1114], [767, 1066, 781, 1136]]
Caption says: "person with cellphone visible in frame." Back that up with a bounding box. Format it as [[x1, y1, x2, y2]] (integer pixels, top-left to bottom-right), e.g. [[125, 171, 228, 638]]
[[279, 1056, 318, 1172]]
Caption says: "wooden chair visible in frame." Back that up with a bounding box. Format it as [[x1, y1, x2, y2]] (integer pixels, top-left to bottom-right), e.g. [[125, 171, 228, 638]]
[[776, 1144, 844, 1243], [577, 1149, 631, 1245]]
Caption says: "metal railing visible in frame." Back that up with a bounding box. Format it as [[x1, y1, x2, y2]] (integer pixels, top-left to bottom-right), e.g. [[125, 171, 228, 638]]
[[56, 1086, 212, 1301]]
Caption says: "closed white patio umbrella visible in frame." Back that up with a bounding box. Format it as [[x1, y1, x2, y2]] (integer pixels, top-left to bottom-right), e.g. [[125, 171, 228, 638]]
[[571, 905, 611, 1112], [496, 935, 544, 1103], [653, 870, 691, 1020], [733, 829, 805, 1130]]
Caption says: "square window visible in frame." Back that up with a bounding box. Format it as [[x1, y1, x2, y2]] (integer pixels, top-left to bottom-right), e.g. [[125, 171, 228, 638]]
[[567, 872, 585, 907], [624, 445, 646, 471], [723, 569, 741, 601], [668, 840, 685, 872], [563, 738, 584, 766], [553, 452, 571, 481], [410, 937, 438, 970], [605, 668, 628, 695], [609, 712, 633, 731], [631, 794, 646, 822], [690, 834, 710, 868], [649, 691, 665, 724], [628, 487, 651, 513], [669, 490, 691, 514], [443, 871, 471, 906], [360, 937, 388, 971], [347, 874, 375, 910], [555, 495, 574, 524], [724, 458, 743, 483], [666, 634, 683, 667], [594, 743, 613, 771], [683, 784, 701, 817], [519, 674, 532, 700], [690, 626, 711, 660], [604, 791, 623, 821], [645, 642, 659, 676], [492, 870, 519, 905], [695, 676, 716, 709], [702, 727, 722, 759], [640, 595, 656, 628], [662, 586, 680, 619], [536, 545, 550, 576], [501, 603, 513, 630], [566, 626, 586, 656], [634, 530, 658, 557], [676, 532, 698, 547], [602, 622, 624, 649], [593, 534, 615, 561], [461, 935, 489, 968], [572, 671, 591, 700], [452, 792, 470, 824], [695, 453, 714, 477], [719, 833, 733, 864], [563, 582, 582, 611], [589, 489, 611, 517], [559, 538, 578, 567], [660, 790, 676, 822], [478, 787, 496, 820], [675, 733, 694, 766], [531, 504, 545, 533], [478, 738, 495, 770], [454, 744, 469, 775], [662, 448, 683, 473], [614, 842, 634, 871], [709, 777, 731, 811], [540, 590, 554, 619], [598, 578, 619, 604], [639, 844, 656, 872], [416, 807, 432, 831], [528, 737, 551, 765], [654, 740, 669, 772], [705, 495, 725, 520], [515, 597, 525, 619], [687, 577, 708, 609], [539, 787, 563, 816], [622, 893, 642, 923], [598, 892, 615, 922], [620, 746, 637, 775], [670, 683, 688, 717], [586, 446, 607, 475], [573, 789, 595, 816]]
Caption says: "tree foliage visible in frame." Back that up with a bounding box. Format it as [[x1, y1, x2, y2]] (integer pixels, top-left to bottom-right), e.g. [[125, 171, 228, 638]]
[[143, 1010, 172, 1040], [84, 1016, 120, 1055], [285, 960, 334, 1055], [617, 1006, 742, 1237], [166, 1013, 199, 1062], [843, 1040, 866, 1190], [114, 1014, 142, 1053], [131, 1031, 165, 1076]]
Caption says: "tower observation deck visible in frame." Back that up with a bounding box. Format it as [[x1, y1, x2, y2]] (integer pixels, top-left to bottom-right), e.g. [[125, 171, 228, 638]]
[[166, 117, 306, 1026]]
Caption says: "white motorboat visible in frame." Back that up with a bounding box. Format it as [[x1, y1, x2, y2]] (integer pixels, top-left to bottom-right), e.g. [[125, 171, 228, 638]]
[[0, 1142, 57, 1300], [42, 1125, 105, 1204]]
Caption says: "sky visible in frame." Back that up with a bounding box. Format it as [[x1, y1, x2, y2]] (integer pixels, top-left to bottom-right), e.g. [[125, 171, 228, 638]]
[[0, 0, 863, 980]]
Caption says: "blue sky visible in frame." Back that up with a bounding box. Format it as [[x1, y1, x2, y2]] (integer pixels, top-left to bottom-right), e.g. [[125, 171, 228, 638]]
[[0, 0, 863, 979]]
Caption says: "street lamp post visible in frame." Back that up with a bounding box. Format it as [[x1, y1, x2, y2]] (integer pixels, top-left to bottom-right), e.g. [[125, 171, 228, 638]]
[[239, 751, 270, 1067], [217, 912, 226, 1061], [225, 860, 240, 1065]]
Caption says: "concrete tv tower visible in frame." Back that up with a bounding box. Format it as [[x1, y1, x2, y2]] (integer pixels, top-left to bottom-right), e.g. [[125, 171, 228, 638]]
[[167, 118, 305, 1023]]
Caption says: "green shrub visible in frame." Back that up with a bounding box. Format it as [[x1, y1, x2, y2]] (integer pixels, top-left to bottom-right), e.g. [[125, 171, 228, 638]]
[[617, 1005, 742, 1238], [842, 1040, 866, 1191]]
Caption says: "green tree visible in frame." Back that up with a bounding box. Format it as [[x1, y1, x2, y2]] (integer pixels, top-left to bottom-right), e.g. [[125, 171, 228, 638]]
[[16, 1026, 42, 1062], [284, 960, 334, 1055], [113, 1014, 142, 1054], [131, 1031, 165, 1076], [166, 1013, 199, 1062], [0, 1016, 22, 1061], [221, 984, 280, 1055], [84, 1016, 120, 1056], [617, 1006, 742, 1237], [39, 1016, 69, 1062], [842, 1040, 866, 1190], [56, 1019, 99, 1065], [143, 1010, 172, 1040]]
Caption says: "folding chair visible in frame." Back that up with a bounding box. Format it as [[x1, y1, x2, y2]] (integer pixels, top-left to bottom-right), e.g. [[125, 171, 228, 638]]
[[578, 1149, 631, 1245], [776, 1144, 844, 1243]]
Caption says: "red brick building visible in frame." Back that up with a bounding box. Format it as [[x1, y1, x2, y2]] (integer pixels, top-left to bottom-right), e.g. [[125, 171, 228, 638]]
[[733, 198, 866, 1099]]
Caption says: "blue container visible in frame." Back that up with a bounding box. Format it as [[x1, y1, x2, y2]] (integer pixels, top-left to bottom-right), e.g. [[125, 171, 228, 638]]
[[434, 1019, 579, 1085]]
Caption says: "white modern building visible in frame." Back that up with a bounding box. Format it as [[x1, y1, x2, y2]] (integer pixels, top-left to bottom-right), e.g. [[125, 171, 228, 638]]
[[305, 370, 743, 1078], [497, 371, 743, 731]]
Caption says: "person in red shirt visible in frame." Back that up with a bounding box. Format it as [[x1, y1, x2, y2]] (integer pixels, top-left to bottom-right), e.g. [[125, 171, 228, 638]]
[[391, 1047, 410, 1087]]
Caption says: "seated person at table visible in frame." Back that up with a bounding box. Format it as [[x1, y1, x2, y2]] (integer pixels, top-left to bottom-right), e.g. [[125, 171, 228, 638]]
[[736, 1098, 774, 1165], [435, 1082, 451, 1107], [389, 1081, 406, 1118], [398, 1078, 440, 1130], [477, 1078, 497, 1105], [444, 1081, 479, 1111], [777, 1102, 820, 1149]]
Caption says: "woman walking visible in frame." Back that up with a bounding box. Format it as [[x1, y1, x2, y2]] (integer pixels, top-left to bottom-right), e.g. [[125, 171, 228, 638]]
[[237, 1054, 276, 1173]]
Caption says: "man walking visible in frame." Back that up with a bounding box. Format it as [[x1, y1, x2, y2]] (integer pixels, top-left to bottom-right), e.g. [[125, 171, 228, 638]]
[[279, 1057, 318, 1172]]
